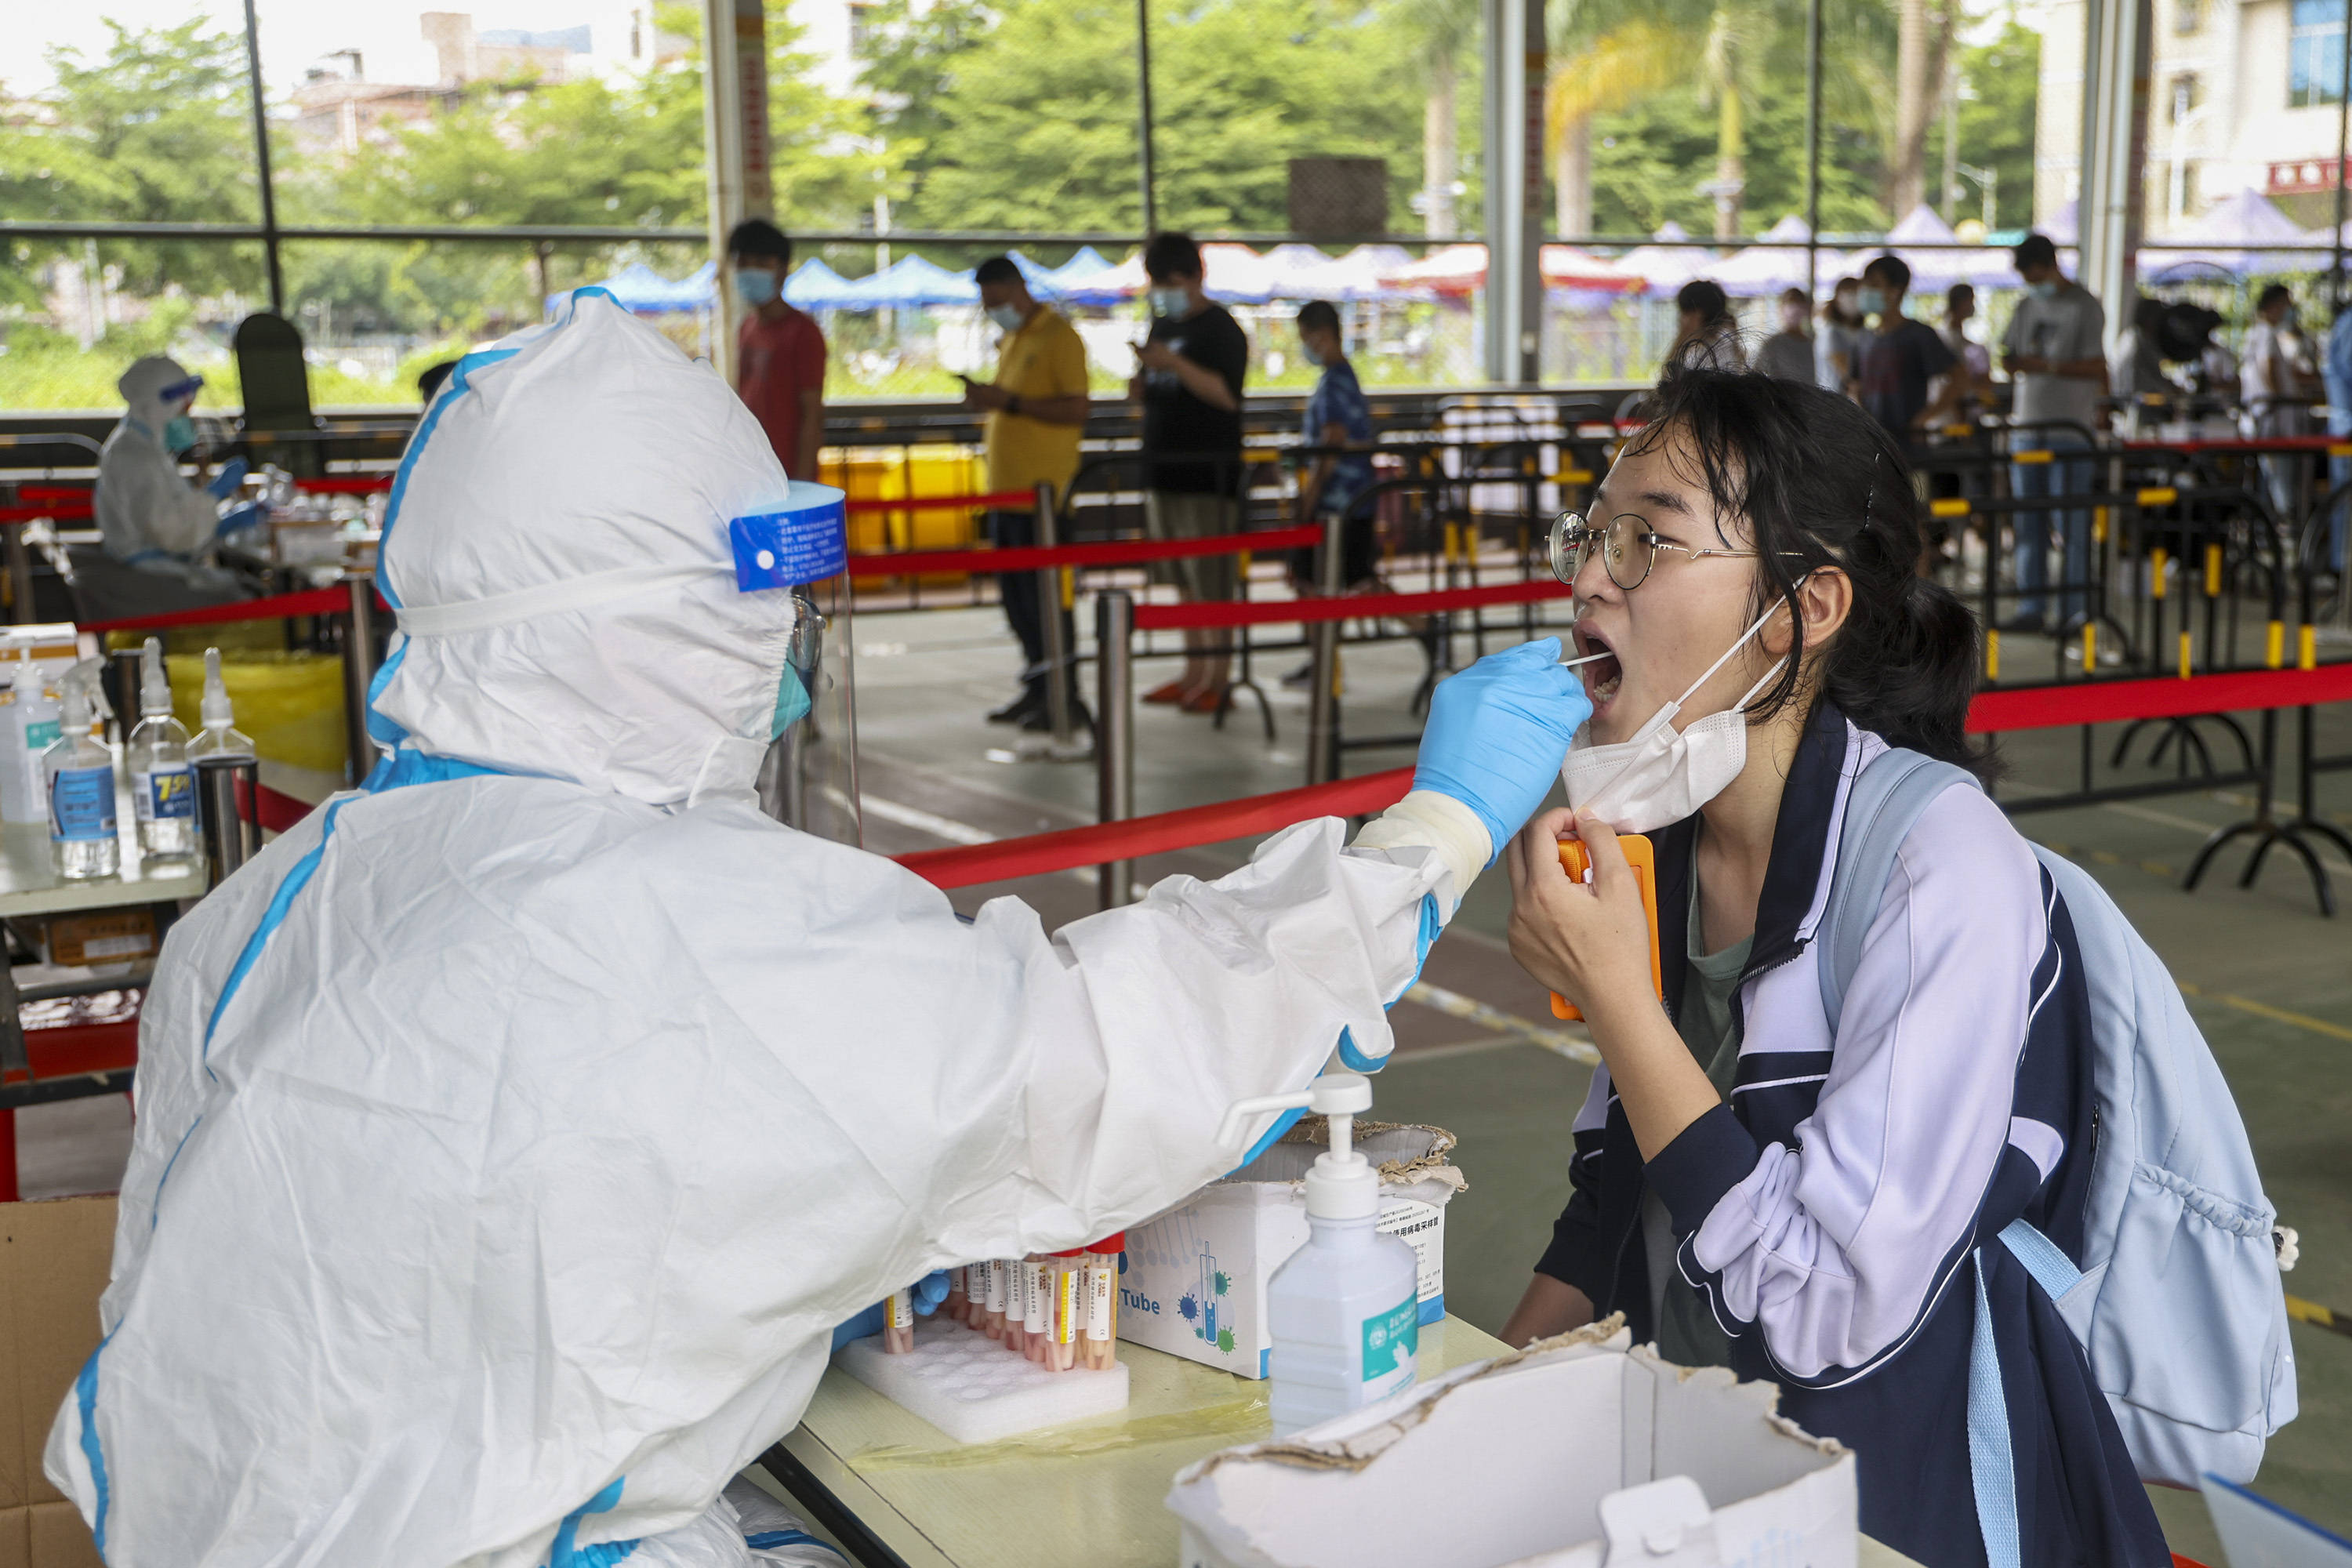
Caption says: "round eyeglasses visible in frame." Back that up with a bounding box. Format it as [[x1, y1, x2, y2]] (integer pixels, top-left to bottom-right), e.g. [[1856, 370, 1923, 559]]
[[1547, 511, 1786, 592]]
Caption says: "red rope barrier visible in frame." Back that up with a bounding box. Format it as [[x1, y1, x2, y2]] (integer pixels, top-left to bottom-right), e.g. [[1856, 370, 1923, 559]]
[[845, 525, 1321, 579], [844, 491, 1040, 515], [296, 476, 394, 494], [253, 782, 317, 834], [80, 585, 354, 634], [1135, 578, 1573, 631], [19, 487, 92, 503], [895, 768, 1415, 890], [1965, 664, 2352, 732], [0, 505, 92, 523]]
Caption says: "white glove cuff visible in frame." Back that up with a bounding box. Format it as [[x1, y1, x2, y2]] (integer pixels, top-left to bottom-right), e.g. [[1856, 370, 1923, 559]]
[[1350, 789, 1492, 902]]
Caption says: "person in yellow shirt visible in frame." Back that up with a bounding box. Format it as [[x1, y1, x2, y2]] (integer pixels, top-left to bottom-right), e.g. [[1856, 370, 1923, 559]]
[[964, 256, 1094, 728]]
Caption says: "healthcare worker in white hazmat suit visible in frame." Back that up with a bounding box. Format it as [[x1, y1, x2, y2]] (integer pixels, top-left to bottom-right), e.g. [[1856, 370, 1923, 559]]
[[47, 291, 1589, 1568], [94, 356, 263, 579]]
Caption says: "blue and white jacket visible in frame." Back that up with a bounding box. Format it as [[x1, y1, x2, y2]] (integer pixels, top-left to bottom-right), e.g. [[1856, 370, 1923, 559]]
[[1536, 700, 2170, 1568]]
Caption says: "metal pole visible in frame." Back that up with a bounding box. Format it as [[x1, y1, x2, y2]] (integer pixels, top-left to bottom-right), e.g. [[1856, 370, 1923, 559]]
[[197, 756, 262, 884], [4, 524, 33, 626], [1135, 0, 1159, 235], [1305, 509, 1344, 786], [1036, 482, 1074, 747], [240, 0, 285, 314], [340, 574, 379, 786], [1095, 590, 1134, 909], [1804, 0, 1823, 298], [2334, 4, 2350, 308]]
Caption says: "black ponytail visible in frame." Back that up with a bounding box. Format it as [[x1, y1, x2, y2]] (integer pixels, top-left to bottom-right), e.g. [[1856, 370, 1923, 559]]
[[1624, 365, 1995, 780]]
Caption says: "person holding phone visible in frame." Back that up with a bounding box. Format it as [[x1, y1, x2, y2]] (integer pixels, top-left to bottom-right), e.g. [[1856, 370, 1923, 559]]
[[1129, 232, 1248, 713]]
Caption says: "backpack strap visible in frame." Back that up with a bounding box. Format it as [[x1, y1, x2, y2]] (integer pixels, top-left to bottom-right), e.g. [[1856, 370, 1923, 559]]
[[1816, 748, 1984, 1035]]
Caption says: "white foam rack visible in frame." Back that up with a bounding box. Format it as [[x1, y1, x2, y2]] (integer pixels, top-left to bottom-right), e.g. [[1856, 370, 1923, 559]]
[[833, 1315, 1133, 1445]]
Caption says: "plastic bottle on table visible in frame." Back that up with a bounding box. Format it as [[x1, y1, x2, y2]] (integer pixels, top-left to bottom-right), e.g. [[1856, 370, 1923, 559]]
[[127, 637, 197, 860], [45, 661, 118, 881], [1263, 1076, 1420, 1436], [1080, 1233, 1124, 1371], [2, 652, 62, 826], [187, 648, 256, 763]]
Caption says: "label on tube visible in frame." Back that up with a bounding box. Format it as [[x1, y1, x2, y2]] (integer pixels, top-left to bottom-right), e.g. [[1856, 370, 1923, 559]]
[[985, 1259, 1007, 1313], [888, 1290, 913, 1330], [1057, 1265, 1080, 1345], [1024, 1262, 1051, 1334], [1087, 1265, 1113, 1340]]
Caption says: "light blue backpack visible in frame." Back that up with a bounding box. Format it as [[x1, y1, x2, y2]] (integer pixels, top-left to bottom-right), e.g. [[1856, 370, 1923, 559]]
[[1817, 749, 2298, 1523]]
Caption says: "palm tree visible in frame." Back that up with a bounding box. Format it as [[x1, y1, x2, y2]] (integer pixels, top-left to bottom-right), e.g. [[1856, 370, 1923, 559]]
[[1398, 0, 1479, 236]]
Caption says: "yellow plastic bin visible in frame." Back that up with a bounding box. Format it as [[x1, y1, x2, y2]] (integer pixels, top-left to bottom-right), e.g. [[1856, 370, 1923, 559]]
[[163, 650, 347, 777]]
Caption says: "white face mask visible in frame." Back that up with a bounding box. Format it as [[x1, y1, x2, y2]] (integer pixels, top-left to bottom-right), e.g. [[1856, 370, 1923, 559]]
[[985, 302, 1025, 332], [1559, 602, 1789, 834]]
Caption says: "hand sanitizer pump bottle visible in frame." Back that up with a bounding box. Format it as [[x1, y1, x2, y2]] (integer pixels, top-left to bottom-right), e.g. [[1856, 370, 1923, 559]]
[[1218, 1073, 1421, 1436]]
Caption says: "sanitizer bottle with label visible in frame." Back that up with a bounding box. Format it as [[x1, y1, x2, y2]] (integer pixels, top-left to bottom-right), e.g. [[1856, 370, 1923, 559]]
[[1217, 1073, 1420, 1436], [45, 660, 119, 880], [127, 638, 197, 859]]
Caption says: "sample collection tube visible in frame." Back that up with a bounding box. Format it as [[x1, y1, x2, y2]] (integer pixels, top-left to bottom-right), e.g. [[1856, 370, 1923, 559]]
[[1022, 1255, 1052, 1363], [1080, 1232, 1125, 1371], [883, 1288, 915, 1355], [984, 1258, 1008, 1340], [1006, 1258, 1030, 1356], [944, 1267, 968, 1325]]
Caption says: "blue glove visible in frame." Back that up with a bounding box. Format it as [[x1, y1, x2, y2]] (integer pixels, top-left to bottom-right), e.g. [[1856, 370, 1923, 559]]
[[1412, 637, 1593, 863], [828, 1269, 953, 1351], [205, 457, 249, 501], [216, 501, 267, 538]]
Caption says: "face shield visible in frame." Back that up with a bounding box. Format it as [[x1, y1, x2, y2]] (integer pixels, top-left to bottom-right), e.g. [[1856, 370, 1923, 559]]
[[731, 480, 860, 845]]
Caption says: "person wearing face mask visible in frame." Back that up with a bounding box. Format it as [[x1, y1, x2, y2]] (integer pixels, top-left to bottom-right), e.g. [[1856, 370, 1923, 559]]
[[1499, 368, 2178, 1568], [1130, 230, 1250, 712], [727, 217, 827, 481], [47, 291, 1596, 1568], [94, 356, 263, 591], [1999, 234, 2108, 635], [963, 256, 1094, 729], [1853, 254, 1962, 442], [1752, 289, 1814, 384], [1814, 277, 1867, 398]]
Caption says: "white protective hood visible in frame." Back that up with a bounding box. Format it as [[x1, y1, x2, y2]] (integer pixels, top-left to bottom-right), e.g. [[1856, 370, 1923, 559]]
[[369, 289, 797, 804], [47, 289, 1461, 1567]]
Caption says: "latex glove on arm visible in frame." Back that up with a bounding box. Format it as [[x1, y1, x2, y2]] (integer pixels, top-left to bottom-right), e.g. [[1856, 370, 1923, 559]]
[[205, 456, 249, 501], [1356, 637, 1592, 887]]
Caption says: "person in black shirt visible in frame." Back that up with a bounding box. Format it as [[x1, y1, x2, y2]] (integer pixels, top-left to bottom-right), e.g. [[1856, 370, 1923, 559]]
[[1854, 253, 1961, 441], [1130, 231, 1249, 711]]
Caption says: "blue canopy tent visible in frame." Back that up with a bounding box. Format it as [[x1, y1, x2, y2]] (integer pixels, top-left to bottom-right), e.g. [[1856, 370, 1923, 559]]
[[547, 260, 714, 315], [782, 258, 863, 310], [1040, 247, 1120, 303], [838, 255, 980, 309]]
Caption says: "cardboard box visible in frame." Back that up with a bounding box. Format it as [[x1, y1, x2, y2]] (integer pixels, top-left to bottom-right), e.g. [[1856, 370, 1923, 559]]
[[1166, 1320, 1857, 1568], [44, 911, 156, 969], [1120, 1121, 1461, 1378], [0, 1199, 114, 1568]]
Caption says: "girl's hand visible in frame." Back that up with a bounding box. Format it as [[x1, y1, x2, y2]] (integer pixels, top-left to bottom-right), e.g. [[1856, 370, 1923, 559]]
[[1504, 808, 1657, 1023]]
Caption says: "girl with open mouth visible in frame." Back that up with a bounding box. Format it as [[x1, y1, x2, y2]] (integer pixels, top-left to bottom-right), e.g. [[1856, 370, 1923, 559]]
[[1495, 366, 2198, 1568]]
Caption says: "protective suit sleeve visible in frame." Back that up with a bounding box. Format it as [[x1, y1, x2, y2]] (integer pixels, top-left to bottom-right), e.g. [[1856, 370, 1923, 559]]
[[96, 432, 220, 560], [1349, 789, 1488, 911]]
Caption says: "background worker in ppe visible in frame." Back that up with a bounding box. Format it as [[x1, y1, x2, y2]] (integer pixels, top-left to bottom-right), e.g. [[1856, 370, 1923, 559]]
[[48, 291, 1591, 1568], [94, 356, 264, 583]]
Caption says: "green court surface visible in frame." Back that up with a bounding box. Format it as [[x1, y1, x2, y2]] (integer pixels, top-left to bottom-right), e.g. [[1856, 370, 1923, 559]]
[[855, 600, 2352, 1555]]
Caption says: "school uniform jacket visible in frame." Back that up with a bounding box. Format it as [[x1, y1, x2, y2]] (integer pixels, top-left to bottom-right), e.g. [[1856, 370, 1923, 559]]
[[1536, 699, 2169, 1568]]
